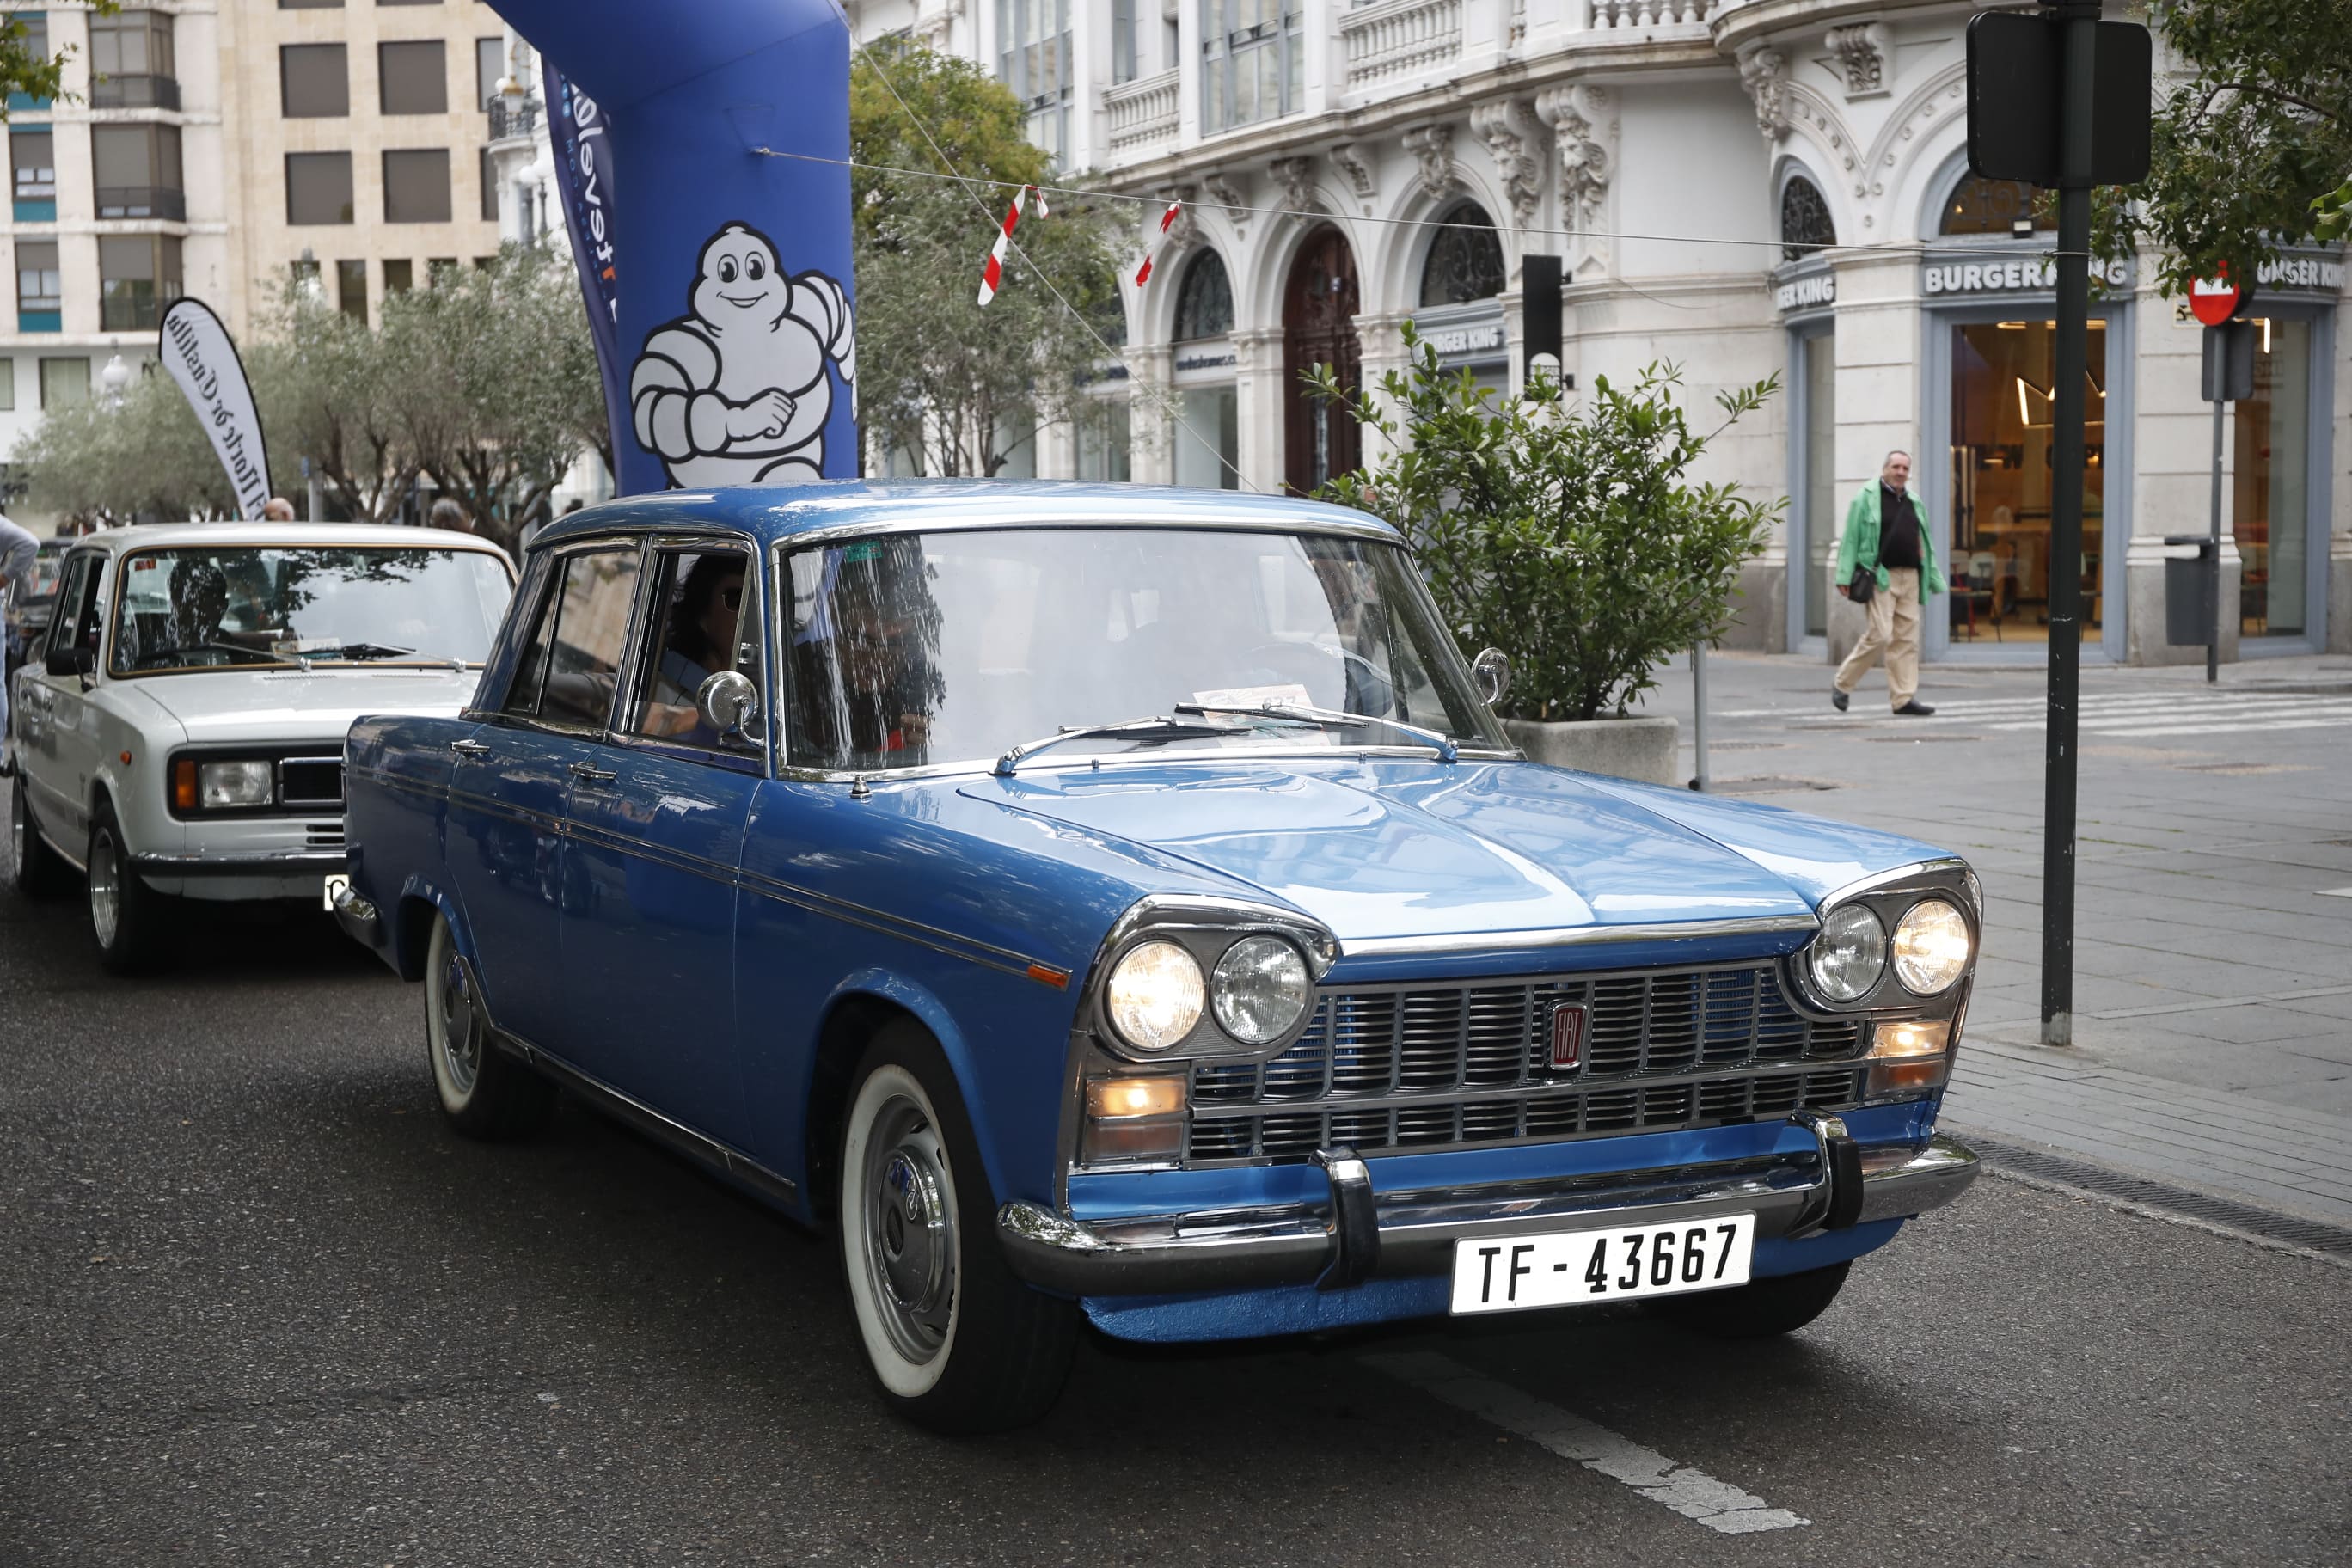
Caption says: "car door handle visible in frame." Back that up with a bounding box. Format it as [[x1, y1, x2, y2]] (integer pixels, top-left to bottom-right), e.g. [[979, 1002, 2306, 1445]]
[[450, 738, 489, 756], [569, 761, 618, 783]]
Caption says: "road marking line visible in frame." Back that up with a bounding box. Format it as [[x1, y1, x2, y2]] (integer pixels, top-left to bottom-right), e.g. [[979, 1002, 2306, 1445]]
[[1363, 1351, 1809, 1534]]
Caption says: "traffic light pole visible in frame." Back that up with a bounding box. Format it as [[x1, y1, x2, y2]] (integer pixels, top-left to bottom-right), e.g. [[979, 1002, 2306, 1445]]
[[2040, 0, 2098, 1047]]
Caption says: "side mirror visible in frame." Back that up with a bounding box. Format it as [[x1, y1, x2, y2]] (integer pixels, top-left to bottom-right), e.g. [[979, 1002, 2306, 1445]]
[[695, 670, 760, 738], [46, 644, 94, 681], [1472, 647, 1510, 707]]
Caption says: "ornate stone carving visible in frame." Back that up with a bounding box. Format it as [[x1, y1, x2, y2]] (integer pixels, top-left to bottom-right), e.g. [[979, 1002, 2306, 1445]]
[[1401, 124, 1463, 203], [1535, 84, 1611, 234], [1469, 99, 1542, 230], [1201, 170, 1246, 231], [1328, 142, 1378, 202], [1267, 156, 1321, 217], [1737, 46, 1791, 139], [1157, 184, 1199, 248], [1823, 22, 1890, 98]]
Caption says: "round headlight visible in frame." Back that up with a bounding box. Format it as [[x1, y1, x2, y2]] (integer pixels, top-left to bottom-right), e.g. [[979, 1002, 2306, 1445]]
[[1105, 940, 1205, 1052], [1893, 898, 1971, 995], [1810, 903, 1887, 1003], [1211, 935, 1312, 1045]]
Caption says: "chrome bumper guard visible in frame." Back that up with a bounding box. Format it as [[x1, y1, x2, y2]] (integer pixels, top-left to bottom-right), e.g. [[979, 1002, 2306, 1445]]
[[331, 881, 382, 946], [998, 1119, 1979, 1298], [129, 848, 351, 877]]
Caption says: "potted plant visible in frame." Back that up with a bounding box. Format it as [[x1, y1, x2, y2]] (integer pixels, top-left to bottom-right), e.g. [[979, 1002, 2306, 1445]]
[[1310, 328, 1780, 786]]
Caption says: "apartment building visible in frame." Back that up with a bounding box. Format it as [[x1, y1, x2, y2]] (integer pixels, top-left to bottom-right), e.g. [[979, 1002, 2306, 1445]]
[[851, 0, 2349, 665], [1, 0, 506, 488]]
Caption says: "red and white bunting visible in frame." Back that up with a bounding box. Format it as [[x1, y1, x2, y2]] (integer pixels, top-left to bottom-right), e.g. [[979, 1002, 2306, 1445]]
[[976, 185, 1049, 306], [1133, 201, 1183, 286]]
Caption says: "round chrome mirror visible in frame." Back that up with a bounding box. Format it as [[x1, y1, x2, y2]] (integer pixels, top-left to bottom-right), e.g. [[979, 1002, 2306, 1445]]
[[1472, 647, 1511, 707], [695, 670, 760, 737]]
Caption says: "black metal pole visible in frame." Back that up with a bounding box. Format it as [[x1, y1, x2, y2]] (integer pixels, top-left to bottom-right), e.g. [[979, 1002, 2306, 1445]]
[[2041, 0, 2098, 1047], [2208, 397, 2223, 683]]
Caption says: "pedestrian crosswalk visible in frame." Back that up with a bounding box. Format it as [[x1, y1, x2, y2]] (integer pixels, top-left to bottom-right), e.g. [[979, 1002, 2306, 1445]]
[[1716, 688, 2352, 741]]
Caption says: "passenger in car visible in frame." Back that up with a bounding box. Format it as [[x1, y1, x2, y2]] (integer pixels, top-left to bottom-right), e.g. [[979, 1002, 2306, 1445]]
[[643, 554, 750, 741]]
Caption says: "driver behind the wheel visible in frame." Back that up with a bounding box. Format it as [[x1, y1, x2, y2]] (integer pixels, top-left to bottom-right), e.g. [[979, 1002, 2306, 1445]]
[[162, 560, 230, 666]]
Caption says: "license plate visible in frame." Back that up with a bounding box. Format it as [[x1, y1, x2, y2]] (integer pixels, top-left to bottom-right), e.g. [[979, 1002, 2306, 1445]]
[[322, 873, 350, 912], [1450, 1213, 1756, 1314]]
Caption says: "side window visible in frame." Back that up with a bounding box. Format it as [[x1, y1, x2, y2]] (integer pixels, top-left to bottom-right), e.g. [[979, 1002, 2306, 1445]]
[[525, 548, 640, 732], [622, 546, 761, 752], [61, 555, 103, 659], [499, 566, 562, 720], [39, 556, 87, 659]]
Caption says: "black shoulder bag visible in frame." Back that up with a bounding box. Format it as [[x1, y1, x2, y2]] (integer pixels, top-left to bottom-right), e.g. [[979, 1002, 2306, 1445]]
[[1847, 563, 1877, 605]]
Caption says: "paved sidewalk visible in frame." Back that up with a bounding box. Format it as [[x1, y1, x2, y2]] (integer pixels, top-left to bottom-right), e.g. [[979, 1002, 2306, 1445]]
[[1631, 647, 2352, 1225]]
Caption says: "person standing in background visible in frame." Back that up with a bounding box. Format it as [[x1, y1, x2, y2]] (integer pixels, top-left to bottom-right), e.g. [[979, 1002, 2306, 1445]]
[[0, 511, 40, 776], [1832, 450, 1945, 717], [428, 498, 475, 536]]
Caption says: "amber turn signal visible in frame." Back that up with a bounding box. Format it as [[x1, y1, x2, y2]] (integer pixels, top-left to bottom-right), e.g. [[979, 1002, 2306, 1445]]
[[172, 757, 197, 812], [1867, 1019, 1951, 1059], [1080, 1075, 1187, 1167], [1086, 1075, 1186, 1119]]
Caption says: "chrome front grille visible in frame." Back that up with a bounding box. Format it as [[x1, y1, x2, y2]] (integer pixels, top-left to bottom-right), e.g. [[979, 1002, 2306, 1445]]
[[1186, 963, 1866, 1165]]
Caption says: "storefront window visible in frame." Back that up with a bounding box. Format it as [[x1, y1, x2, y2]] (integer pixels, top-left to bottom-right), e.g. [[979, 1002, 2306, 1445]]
[[1802, 330, 1835, 638], [1175, 387, 1239, 489], [2235, 317, 2312, 638], [1947, 319, 2104, 642]]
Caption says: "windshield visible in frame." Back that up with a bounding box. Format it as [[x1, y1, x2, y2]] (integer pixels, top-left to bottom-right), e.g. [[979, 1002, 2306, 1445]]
[[783, 527, 1504, 772], [110, 546, 514, 675]]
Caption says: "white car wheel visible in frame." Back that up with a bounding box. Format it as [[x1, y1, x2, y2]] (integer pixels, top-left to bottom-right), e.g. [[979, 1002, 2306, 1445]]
[[840, 1063, 962, 1398]]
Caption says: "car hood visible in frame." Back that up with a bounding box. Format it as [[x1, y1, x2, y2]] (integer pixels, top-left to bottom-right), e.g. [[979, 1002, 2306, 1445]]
[[962, 756, 1942, 950], [113, 667, 483, 745]]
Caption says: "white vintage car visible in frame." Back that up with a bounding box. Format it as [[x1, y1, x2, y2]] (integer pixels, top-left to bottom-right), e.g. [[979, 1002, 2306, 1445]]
[[5, 521, 514, 971]]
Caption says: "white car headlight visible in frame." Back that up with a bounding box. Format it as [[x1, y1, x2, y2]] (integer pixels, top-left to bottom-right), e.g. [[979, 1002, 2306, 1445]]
[[1892, 898, 1972, 995], [1810, 903, 1887, 1003], [1210, 935, 1312, 1045], [1105, 940, 1205, 1052], [198, 760, 273, 809]]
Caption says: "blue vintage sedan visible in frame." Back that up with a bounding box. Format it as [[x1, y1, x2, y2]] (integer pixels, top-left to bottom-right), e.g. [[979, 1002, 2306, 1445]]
[[336, 481, 1980, 1432]]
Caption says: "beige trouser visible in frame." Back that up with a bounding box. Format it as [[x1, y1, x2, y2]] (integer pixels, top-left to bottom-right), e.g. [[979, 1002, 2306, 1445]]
[[1834, 567, 1921, 709]]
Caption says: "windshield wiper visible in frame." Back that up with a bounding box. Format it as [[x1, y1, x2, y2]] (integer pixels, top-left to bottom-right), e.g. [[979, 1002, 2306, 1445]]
[[293, 641, 413, 661], [993, 715, 1246, 777], [1174, 701, 1460, 763]]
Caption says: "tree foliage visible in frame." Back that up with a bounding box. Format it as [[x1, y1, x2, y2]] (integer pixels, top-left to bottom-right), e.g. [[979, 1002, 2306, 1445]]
[[850, 38, 1125, 476], [1311, 329, 1780, 724], [18, 361, 242, 522], [0, 3, 115, 116], [2097, 0, 2352, 292]]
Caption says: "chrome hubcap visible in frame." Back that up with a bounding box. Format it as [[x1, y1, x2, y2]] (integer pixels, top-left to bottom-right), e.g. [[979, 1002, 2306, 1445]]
[[9, 790, 24, 873], [89, 830, 119, 947], [861, 1097, 955, 1363], [438, 950, 481, 1097]]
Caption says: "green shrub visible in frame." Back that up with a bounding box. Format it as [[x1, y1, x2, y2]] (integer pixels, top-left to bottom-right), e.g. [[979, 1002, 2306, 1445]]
[[1310, 326, 1781, 723]]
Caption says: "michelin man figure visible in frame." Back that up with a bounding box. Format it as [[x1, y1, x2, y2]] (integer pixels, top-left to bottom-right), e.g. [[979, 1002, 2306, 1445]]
[[630, 222, 856, 487]]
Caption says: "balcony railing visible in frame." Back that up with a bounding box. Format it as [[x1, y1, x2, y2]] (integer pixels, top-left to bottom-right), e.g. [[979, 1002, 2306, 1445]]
[[89, 74, 181, 110], [1342, 0, 1461, 93], [1104, 68, 1179, 158], [488, 97, 539, 142], [1586, 0, 1717, 27], [95, 186, 186, 221]]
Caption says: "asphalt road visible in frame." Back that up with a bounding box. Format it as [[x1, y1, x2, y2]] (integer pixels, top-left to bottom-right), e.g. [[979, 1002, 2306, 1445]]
[[3, 787, 2348, 1566]]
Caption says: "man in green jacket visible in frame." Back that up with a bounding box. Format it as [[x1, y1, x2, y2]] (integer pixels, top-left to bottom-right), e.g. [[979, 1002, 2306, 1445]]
[[1832, 450, 1945, 716]]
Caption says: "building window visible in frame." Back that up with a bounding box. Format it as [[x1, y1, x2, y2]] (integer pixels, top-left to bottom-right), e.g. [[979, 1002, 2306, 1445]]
[[379, 40, 448, 115], [1419, 203, 1504, 306], [99, 235, 181, 330], [0, 359, 15, 412], [1078, 401, 1132, 481], [2237, 317, 2314, 639], [92, 124, 185, 219], [383, 149, 452, 224], [997, 0, 1071, 167], [1201, 0, 1302, 135], [479, 145, 498, 222], [280, 43, 349, 117], [278, 1, 343, 9], [1941, 175, 2048, 236], [475, 37, 505, 111], [16, 238, 60, 328], [383, 259, 413, 295], [8, 11, 50, 108], [286, 150, 354, 224], [1173, 250, 1234, 340], [40, 356, 89, 409], [1780, 175, 1835, 263], [11, 126, 54, 220], [89, 10, 178, 109], [1112, 0, 1137, 83], [336, 258, 366, 322]]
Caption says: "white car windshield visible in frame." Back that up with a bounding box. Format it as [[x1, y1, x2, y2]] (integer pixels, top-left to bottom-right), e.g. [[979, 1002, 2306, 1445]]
[[783, 527, 1504, 772], [110, 546, 514, 675]]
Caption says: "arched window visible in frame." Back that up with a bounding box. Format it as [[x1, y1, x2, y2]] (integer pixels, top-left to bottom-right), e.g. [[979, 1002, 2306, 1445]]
[[1419, 203, 1505, 306], [1779, 175, 1835, 263], [1941, 175, 2049, 235], [1173, 249, 1233, 340]]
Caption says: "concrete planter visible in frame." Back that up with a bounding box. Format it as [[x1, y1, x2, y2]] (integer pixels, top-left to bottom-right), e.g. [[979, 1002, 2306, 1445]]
[[1501, 714, 1681, 787]]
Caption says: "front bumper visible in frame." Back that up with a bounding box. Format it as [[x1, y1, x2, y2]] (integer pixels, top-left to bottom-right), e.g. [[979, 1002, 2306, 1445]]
[[999, 1121, 1977, 1297], [128, 849, 349, 877]]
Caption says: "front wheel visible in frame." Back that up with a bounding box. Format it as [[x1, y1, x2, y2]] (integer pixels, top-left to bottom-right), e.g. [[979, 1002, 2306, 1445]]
[[1644, 1261, 1852, 1339], [837, 1022, 1077, 1435], [87, 805, 174, 974], [424, 912, 555, 1140]]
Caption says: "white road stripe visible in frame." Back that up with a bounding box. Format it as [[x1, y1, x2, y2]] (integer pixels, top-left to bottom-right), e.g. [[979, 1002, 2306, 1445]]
[[1718, 693, 2332, 721], [1985, 707, 2352, 734], [1364, 1351, 1809, 1534]]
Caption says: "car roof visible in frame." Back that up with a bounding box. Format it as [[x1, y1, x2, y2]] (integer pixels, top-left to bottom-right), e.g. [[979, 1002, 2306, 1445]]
[[59, 523, 506, 555], [524, 480, 1401, 554]]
